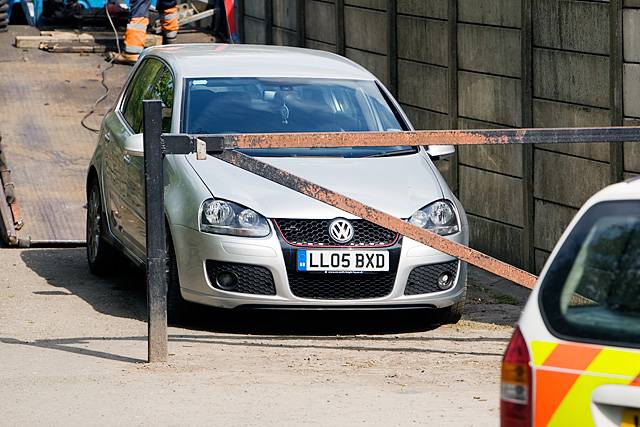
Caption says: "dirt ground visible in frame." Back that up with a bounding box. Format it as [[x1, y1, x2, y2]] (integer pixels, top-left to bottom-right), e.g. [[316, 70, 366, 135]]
[[0, 247, 529, 426]]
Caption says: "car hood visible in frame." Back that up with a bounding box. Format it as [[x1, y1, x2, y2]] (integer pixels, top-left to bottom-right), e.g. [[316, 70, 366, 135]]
[[186, 152, 444, 219]]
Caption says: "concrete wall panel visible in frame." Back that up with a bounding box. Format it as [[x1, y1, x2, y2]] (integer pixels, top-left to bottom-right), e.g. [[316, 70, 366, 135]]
[[305, 0, 336, 44], [398, 0, 447, 19], [244, 16, 267, 44], [245, 0, 266, 18], [534, 150, 610, 209], [534, 200, 578, 252], [624, 63, 640, 117], [398, 16, 448, 66], [532, 99, 611, 162], [398, 60, 448, 113], [534, 49, 610, 108], [458, 24, 521, 78], [346, 48, 389, 85], [346, 0, 386, 10], [459, 71, 522, 126], [273, 0, 298, 30], [624, 8, 640, 62], [402, 104, 449, 130], [459, 166, 524, 227], [533, 0, 609, 55], [458, 0, 521, 28], [468, 215, 524, 267], [344, 6, 387, 54]]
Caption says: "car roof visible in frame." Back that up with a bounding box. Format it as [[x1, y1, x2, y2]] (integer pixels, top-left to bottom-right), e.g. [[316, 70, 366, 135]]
[[142, 44, 377, 80], [584, 176, 640, 207]]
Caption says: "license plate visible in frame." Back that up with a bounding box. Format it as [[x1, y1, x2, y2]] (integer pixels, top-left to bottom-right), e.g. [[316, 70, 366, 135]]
[[622, 409, 640, 427], [297, 250, 389, 272]]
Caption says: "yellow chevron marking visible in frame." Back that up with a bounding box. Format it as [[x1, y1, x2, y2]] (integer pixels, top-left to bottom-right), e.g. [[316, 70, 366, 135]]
[[531, 341, 558, 366]]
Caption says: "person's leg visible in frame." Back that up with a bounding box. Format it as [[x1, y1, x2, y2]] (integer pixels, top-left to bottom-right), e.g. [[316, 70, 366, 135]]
[[211, 0, 228, 42], [157, 0, 178, 43], [121, 0, 149, 59]]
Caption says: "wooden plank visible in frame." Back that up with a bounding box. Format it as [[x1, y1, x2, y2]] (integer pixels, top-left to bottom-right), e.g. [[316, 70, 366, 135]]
[[459, 165, 524, 227], [458, 0, 521, 28], [522, 0, 535, 272], [458, 71, 522, 126], [533, 200, 577, 252], [533, 48, 610, 109], [397, 59, 448, 113], [458, 23, 521, 78], [397, 15, 448, 66], [533, 0, 609, 55], [344, 6, 387, 54], [611, 0, 624, 183], [534, 150, 610, 209], [388, 0, 398, 96]]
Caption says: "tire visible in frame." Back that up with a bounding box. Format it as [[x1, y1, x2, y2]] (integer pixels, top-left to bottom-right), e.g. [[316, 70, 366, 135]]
[[86, 180, 117, 275], [438, 289, 466, 325], [0, 0, 8, 33], [166, 226, 187, 323]]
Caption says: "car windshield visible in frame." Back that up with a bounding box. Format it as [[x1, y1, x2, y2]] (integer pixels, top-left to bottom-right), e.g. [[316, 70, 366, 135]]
[[182, 77, 415, 158], [539, 200, 640, 349]]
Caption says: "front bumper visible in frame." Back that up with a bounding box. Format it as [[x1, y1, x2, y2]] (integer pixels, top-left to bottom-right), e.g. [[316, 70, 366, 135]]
[[171, 224, 468, 309]]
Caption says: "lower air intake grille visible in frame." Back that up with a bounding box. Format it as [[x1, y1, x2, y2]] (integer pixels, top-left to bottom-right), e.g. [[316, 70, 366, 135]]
[[206, 261, 276, 295], [287, 272, 396, 300], [404, 261, 459, 295]]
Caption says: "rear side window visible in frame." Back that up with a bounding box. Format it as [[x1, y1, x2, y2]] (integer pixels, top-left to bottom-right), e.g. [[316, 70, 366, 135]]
[[539, 201, 640, 349]]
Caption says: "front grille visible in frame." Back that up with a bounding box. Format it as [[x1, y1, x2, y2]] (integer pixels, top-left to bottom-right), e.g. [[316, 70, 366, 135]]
[[404, 261, 459, 295], [205, 261, 276, 295], [288, 272, 396, 299], [275, 219, 398, 247]]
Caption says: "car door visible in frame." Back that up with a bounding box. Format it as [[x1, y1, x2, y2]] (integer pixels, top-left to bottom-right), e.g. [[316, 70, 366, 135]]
[[105, 58, 164, 251], [123, 62, 175, 253]]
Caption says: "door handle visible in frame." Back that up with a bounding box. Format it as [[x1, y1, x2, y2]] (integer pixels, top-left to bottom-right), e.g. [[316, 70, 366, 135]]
[[123, 154, 132, 165]]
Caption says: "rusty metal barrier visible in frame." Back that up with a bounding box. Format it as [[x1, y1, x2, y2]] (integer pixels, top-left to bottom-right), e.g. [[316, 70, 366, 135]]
[[142, 100, 640, 362]]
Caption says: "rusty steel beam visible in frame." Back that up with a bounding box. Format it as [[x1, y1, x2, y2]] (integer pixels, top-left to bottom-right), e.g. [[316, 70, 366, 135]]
[[213, 150, 539, 289], [163, 126, 640, 152], [222, 127, 640, 149]]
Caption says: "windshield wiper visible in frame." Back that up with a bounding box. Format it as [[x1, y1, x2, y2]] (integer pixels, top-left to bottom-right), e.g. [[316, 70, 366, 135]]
[[366, 148, 418, 158]]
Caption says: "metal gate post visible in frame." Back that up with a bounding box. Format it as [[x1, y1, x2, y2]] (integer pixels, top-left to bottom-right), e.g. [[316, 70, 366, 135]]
[[143, 100, 168, 363]]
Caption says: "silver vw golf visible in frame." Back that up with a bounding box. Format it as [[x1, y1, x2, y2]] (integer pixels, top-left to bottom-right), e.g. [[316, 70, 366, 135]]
[[86, 44, 469, 322]]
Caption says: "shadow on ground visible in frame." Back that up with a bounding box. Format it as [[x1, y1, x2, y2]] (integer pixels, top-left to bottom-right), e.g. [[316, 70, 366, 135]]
[[20, 248, 524, 337]]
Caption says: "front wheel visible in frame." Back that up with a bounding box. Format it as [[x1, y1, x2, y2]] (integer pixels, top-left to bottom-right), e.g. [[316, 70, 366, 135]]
[[86, 180, 116, 275], [437, 290, 466, 325], [166, 226, 187, 323]]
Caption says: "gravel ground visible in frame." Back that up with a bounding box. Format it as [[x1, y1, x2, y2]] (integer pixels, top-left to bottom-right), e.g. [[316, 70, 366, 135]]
[[0, 248, 529, 426]]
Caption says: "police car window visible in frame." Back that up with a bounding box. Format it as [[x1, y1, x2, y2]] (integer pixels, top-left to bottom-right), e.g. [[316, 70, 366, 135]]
[[539, 201, 640, 349]]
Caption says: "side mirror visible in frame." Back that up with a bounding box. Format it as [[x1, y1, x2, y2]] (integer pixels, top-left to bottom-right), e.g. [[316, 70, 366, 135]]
[[124, 133, 144, 157], [426, 145, 455, 160]]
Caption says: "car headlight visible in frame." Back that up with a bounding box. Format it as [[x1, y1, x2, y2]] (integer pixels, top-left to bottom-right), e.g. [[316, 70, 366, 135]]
[[409, 200, 459, 236], [200, 199, 270, 237]]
